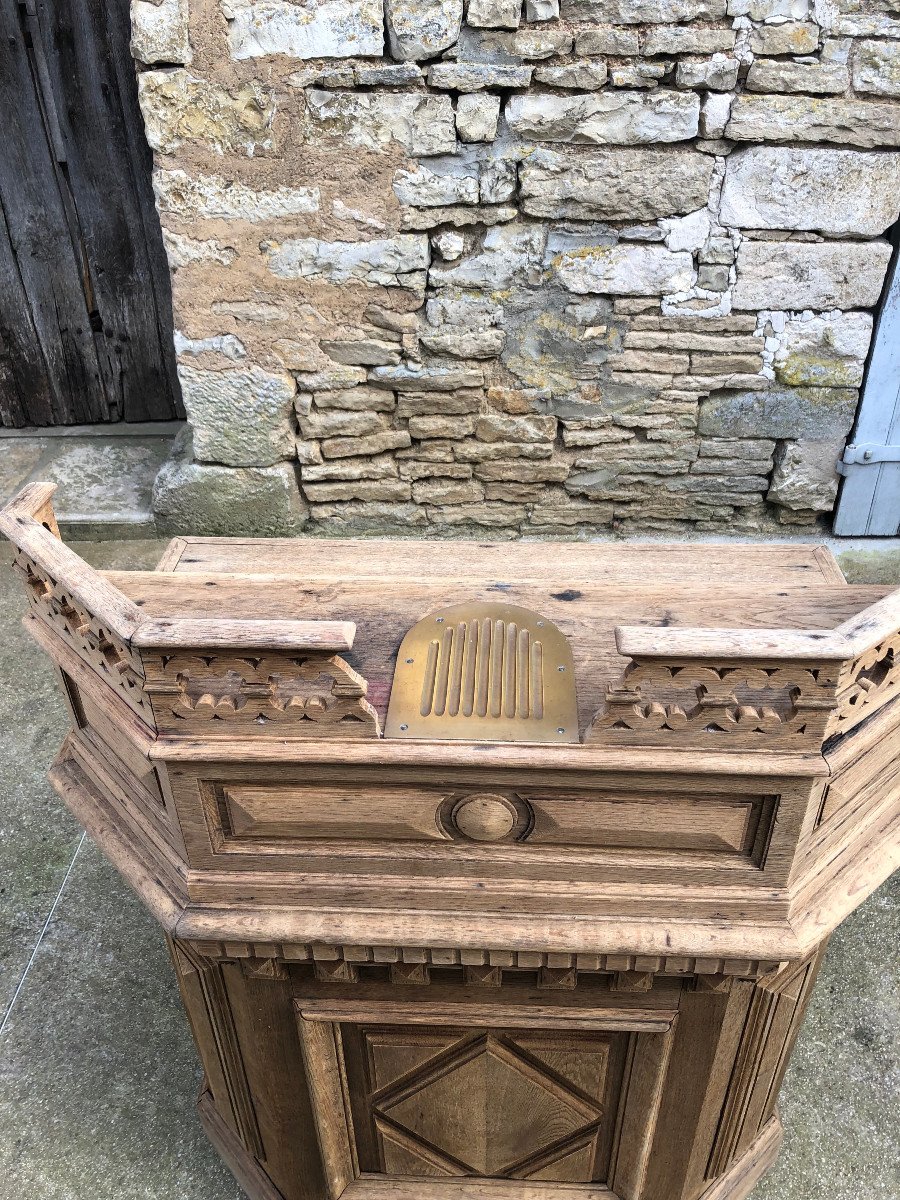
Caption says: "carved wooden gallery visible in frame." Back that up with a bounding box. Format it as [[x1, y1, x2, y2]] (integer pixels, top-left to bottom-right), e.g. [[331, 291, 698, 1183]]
[[2, 482, 898, 1200]]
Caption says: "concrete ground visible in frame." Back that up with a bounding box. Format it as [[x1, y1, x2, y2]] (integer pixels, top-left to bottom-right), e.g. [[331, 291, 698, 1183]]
[[0, 537, 897, 1200]]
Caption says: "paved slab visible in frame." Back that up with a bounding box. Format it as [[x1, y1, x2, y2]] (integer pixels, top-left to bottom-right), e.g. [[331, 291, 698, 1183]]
[[0, 426, 181, 538]]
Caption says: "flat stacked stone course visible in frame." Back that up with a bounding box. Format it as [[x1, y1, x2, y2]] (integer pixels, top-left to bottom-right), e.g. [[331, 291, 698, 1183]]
[[133, 0, 900, 537]]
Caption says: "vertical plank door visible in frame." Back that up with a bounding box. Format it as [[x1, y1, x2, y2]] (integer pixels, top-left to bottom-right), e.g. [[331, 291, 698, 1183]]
[[834, 241, 900, 535], [0, 0, 182, 427]]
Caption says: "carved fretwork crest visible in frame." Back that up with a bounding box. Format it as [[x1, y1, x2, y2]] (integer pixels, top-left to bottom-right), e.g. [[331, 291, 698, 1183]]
[[828, 632, 900, 741], [14, 551, 148, 718], [588, 660, 840, 749], [142, 651, 379, 738]]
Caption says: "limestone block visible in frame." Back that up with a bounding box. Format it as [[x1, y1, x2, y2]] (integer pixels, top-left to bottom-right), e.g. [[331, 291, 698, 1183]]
[[475, 413, 558, 442], [400, 204, 517, 229], [455, 441, 553, 460], [131, 0, 191, 64], [661, 207, 711, 251], [137, 70, 276, 155], [574, 27, 640, 53], [644, 25, 735, 53], [154, 458, 308, 535], [698, 437, 775, 462], [305, 89, 456, 155], [412, 478, 485, 503], [221, 0, 384, 59], [432, 231, 466, 259], [323, 330, 399, 364], [429, 501, 528, 525], [419, 328, 506, 357], [303, 479, 412, 501], [467, 0, 522, 28], [393, 165, 480, 207], [456, 95, 502, 141], [365, 304, 420, 334], [609, 62, 668, 87], [386, 0, 463, 58], [767, 438, 845, 510], [369, 364, 485, 389], [474, 458, 570, 481], [177, 365, 297, 467], [852, 40, 900, 97], [720, 148, 900, 236], [426, 292, 503, 330], [836, 14, 900, 36], [732, 241, 892, 309], [745, 60, 850, 94], [314, 387, 398, 411], [527, 500, 616, 528], [296, 438, 323, 465], [490, 29, 573, 56], [322, 338, 403, 368], [321, 429, 412, 458], [771, 311, 873, 387], [725, 94, 900, 148], [409, 416, 477, 439], [298, 410, 386, 437], [699, 238, 734, 265], [295, 366, 368, 390], [480, 160, 517, 203], [616, 349, 690, 372], [701, 91, 733, 136], [397, 392, 483, 415], [676, 55, 739, 91], [302, 454, 400, 480], [559, 0, 726, 20], [429, 224, 546, 289], [551, 242, 696, 295], [289, 62, 356, 86], [353, 62, 423, 84], [749, 21, 819, 54], [698, 387, 857, 438], [533, 63, 609, 89], [695, 264, 729, 291], [174, 332, 246, 360], [505, 90, 700, 143], [428, 63, 532, 90], [729, 0, 809, 16], [266, 235, 429, 288], [163, 231, 236, 268], [526, 0, 559, 17], [307, 499, 428, 525], [154, 169, 319, 221]]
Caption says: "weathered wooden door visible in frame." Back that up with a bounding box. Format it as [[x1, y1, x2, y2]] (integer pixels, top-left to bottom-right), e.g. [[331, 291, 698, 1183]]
[[834, 242, 900, 535], [0, 0, 182, 427]]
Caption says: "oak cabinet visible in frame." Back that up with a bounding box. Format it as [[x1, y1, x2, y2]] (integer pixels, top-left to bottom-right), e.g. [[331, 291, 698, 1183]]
[[3, 482, 898, 1200]]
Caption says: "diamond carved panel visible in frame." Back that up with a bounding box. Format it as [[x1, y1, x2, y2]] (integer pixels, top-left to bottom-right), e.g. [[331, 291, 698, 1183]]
[[345, 1026, 625, 1183]]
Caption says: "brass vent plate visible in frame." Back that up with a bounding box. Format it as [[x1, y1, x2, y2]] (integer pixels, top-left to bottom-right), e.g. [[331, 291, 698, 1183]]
[[385, 602, 579, 743]]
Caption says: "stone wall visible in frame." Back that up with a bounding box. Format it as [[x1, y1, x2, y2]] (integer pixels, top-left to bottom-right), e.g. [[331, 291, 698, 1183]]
[[133, 0, 900, 537]]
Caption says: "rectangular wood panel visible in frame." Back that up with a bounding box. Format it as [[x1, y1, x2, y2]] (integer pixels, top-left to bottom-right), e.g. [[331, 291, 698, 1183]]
[[341, 1025, 629, 1184], [160, 539, 846, 585], [203, 781, 776, 863]]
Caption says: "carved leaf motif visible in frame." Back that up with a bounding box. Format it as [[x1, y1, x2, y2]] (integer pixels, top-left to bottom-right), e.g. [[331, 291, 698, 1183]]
[[829, 633, 900, 740]]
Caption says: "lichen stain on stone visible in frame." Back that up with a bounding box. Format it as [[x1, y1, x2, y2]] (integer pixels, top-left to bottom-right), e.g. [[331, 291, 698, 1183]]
[[776, 352, 860, 389]]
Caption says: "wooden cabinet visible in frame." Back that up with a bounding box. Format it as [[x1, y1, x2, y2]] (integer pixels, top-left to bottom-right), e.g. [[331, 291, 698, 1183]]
[[3, 482, 899, 1200]]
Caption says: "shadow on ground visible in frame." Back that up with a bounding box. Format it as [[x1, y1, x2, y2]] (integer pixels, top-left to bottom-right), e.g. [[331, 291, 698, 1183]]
[[0, 541, 897, 1200]]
